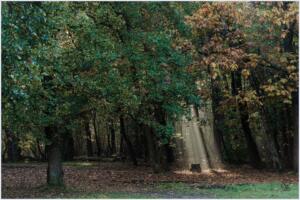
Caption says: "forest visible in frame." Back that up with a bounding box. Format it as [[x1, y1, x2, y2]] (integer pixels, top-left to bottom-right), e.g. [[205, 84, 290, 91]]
[[2, 1, 299, 199]]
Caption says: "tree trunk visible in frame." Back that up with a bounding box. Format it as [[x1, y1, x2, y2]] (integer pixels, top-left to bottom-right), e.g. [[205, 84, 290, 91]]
[[144, 125, 161, 173], [109, 123, 116, 154], [45, 126, 63, 186], [281, 5, 298, 171], [194, 104, 224, 169], [106, 128, 111, 156], [119, 134, 125, 157], [93, 111, 101, 157], [210, 74, 227, 161], [158, 144, 169, 171], [232, 71, 262, 168], [84, 120, 93, 157], [142, 132, 149, 162], [249, 69, 285, 170], [153, 106, 170, 172], [37, 139, 46, 161], [189, 105, 211, 171], [292, 91, 299, 171], [2, 138, 8, 162], [281, 107, 292, 169], [5, 129, 21, 162], [144, 125, 154, 164], [120, 116, 137, 165], [62, 133, 74, 161], [135, 129, 143, 159], [261, 107, 283, 170]]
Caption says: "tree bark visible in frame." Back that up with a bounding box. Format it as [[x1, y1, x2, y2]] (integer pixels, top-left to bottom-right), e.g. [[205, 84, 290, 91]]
[[62, 133, 74, 161], [119, 134, 125, 157], [5, 129, 21, 162], [109, 123, 116, 155], [194, 105, 224, 169], [249, 69, 284, 170], [292, 91, 299, 171], [145, 126, 162, 173], [45, 126, 64, 186], [210, 73, 227, 161], [120, 116, 137, 165], [84, 120, 93, 157], [232, 71, 262, 168], [261, 107, 283, 170], [153, 106, 170, 172], [93, 111, 101, 157], [36, 139, 46, 161], [281, 107, 293, 169]]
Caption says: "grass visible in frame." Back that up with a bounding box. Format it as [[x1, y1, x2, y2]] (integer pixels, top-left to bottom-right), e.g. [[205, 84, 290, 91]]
[[156, 182, 299, 198], [71, 192, 150, 199], [45, 182, 299, 198]]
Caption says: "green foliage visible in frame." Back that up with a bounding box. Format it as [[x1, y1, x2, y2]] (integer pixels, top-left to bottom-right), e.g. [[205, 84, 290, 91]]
[[2, 2, 199, 144]]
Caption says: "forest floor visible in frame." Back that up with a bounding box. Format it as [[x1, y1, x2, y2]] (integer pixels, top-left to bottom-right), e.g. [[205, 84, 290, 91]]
[[2, 161, 299, 198]]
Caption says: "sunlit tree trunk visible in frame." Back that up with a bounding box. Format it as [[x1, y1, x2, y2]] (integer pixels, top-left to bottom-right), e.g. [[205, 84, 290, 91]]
[[175, 104, 224, 172], [210, 72, 227, 161], [84, 120, 93, 157], [92, 111, 101, 157], [195, 104, 224, 169]]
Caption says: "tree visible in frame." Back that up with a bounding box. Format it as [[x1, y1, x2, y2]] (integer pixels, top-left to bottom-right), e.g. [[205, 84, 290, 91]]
[[186, 2, 298, 170]]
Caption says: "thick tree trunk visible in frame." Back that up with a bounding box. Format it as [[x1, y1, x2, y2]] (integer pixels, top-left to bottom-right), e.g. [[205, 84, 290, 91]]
[[194, 105, 224, 169], [84, 120, 93, 157], [120, 116, 137, 165], [144, 125, 154, 163], [188, 106, 211, 171], [153, 106, 170, 172], [45, 126, 63, 186], [5, 129, 21, 162], [239, 103, 262, 168], [135, 129, 143, 159], [261, 107, 283, 170], [144, 125, 161, 173], [249, 70, 285, 170], [281, 107, 292, 169], [232, 71, 262, 168], [158, 144, 169, 171]]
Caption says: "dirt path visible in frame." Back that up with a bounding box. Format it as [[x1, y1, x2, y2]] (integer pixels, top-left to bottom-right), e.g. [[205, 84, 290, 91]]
[[2, 162, 298, 198]]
